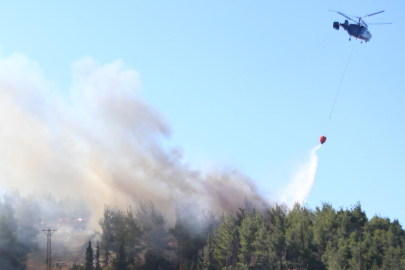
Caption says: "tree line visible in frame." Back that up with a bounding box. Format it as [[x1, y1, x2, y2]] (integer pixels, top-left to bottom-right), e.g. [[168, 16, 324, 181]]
[[0, 193, 403, 269], [77, 201, 405, 270]]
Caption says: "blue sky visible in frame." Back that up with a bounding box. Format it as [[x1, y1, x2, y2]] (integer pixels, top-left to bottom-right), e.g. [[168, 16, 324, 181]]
[[0, 1, 403, 222]]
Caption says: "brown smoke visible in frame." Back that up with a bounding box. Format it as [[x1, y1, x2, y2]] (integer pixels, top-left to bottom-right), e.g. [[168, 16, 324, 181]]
[[0, 53, 267, 228]]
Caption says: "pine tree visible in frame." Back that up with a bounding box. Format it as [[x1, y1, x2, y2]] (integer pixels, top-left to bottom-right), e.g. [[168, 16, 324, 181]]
[[95, 241, 101, 270], [204, 234, 217, 270], [137, 202, 170, 269], [125, 208, 142, 267], [116, 243, 128, 270], [213, 214, 237, 269], [85, 240, 94, 270], [99, 205, 114, 266], [253, 213, 270, 268], [265, 204, 287, 270], [313, 203, 336, 270], [285, 203, 317, 270], [170, 206, 209, 270], [238, 212, 257, 266]]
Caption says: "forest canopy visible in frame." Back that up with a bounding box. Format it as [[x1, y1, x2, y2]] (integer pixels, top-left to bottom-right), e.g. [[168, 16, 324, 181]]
[[0, 194, 404, 270], [94, 201, 405, 269]]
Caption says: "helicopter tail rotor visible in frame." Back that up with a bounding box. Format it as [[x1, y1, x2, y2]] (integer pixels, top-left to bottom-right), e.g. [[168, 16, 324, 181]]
[[333, 22, 340, 30], [333, 20, 349, 30]]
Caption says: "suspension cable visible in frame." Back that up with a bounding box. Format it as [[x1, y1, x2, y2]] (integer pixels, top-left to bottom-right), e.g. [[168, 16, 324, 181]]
[[329, 44, 356, 119], [326, 44, 356, 136]]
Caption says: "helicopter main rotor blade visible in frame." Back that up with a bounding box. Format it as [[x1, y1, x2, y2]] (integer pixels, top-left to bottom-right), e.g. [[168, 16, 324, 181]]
[[360, 10, 385, 18], [367, 22, 392, 25], [338, 12, 358, 23], [328, 10, 358, 23], [360, 18, 368, 27]]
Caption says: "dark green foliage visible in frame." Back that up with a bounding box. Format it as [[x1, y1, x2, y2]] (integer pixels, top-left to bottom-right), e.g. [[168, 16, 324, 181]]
[[238, 211, 257, 266], [136, 202, 174, 270], [85, 240, 94, 270], [170, 206, 218, 270], [252, 213, 271, 268], [125, 208, 143, 267], [265, 204, 287, 269], [116, 243, 128, 270], [203, 234, 217, 270], [201, 201, 405, 270], [99, 205, 142, 268], [213, 214, 237, 269], [0, 201, 38, 270], [99, 205, 114, 266], [285, 203, 317, 270], [95, 242, 101, 270], [93, 201, 405, 270]]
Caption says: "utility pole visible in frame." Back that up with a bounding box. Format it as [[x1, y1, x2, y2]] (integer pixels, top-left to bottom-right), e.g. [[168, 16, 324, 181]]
[[42, 228, 57, 270]]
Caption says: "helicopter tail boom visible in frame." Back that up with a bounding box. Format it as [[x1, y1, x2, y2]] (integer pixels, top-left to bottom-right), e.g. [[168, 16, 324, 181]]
[[333, 20, 349, 31]]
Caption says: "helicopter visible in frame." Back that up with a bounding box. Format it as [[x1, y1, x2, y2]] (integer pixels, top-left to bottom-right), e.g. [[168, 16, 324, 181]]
[[329, 10, 391, 42]]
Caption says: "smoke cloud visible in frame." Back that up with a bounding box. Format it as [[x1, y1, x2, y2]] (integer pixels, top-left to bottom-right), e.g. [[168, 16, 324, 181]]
[[0, 53, 266, 228], [280, 145, 321, 207]]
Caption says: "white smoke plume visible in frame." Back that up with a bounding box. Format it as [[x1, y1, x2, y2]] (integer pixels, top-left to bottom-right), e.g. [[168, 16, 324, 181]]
[[280, 145, 321, 207], [0, 53, 266, 228]]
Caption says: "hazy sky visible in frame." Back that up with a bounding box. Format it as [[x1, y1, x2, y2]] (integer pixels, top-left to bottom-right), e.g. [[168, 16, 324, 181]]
[[0, 1, 403, 223]]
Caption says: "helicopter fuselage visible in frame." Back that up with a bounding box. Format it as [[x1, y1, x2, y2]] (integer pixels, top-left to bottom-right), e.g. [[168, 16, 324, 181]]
[[334, 20, 372, 42], [344, 23, 372, 42]]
